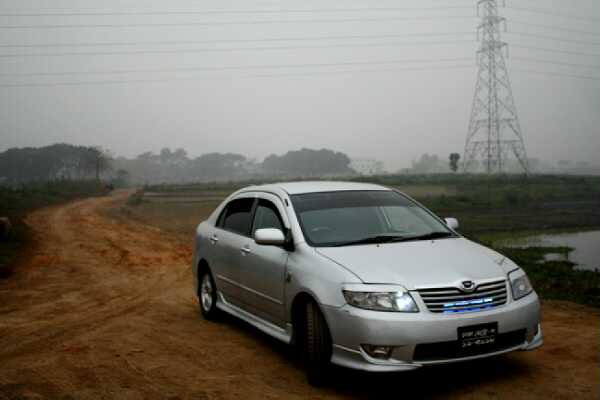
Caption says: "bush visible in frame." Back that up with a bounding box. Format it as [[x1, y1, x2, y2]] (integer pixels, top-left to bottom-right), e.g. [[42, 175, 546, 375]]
[[498, 246, 600, 307], [126, 190, 144, 206]]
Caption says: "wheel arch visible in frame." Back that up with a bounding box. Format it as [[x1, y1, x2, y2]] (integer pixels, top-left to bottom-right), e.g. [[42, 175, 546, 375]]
[[290, 291, 329, 346]]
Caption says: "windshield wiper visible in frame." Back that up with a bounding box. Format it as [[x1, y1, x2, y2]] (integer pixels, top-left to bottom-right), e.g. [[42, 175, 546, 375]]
[[331, 235, 407, 247], [389, 231, 456, 242]]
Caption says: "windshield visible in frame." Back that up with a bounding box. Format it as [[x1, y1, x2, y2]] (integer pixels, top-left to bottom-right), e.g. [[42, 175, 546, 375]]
[[291, 190, 455, 247]]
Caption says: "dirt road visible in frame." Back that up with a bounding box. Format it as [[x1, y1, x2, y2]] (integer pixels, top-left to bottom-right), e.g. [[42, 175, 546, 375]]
[[1, 193, 598, 399]]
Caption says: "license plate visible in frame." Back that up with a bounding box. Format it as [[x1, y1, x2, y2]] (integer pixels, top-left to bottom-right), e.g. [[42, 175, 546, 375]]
[[458, 322, 498, 349]]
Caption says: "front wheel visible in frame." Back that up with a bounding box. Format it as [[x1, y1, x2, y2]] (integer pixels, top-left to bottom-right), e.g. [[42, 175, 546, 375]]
[[304, 301, 333, 386], [198, 269, 220, 320]]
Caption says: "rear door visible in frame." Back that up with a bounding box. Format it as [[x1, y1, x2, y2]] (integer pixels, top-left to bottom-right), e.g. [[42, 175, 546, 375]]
[[210, 195, 256, 308], [238, 194, 289, 327]]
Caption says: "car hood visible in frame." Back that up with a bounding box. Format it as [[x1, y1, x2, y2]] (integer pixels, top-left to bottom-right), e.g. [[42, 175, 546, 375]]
[[315, 238, 514, 290]]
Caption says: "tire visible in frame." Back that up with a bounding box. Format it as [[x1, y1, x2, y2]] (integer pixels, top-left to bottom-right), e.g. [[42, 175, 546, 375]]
[[198, 269, 220, 320], [304, 301, 332, 386]]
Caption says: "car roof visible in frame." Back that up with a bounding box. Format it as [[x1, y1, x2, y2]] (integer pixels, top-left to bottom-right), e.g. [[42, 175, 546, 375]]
[[241, 181, 391, 195]]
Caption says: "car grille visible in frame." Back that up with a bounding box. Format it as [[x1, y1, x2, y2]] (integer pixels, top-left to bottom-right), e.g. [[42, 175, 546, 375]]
[[417, 279, 508, 313], [413, 329, 526, 362]]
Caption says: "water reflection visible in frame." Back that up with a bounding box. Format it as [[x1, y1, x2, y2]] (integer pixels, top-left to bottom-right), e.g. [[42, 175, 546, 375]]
[[500, 230, 600, 271]]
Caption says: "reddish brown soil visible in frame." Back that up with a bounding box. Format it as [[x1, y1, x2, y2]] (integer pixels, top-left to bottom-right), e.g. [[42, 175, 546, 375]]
[[0, 192, 598, 399]]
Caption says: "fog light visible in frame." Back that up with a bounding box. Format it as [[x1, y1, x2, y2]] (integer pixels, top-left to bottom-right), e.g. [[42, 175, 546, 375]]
[[361, 344, 393, 359]]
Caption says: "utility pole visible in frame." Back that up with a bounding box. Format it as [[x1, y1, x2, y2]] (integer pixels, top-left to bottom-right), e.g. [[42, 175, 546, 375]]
[[463, 0, 529, 174]]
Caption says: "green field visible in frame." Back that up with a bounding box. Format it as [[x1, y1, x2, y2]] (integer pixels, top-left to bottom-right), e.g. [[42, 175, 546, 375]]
[[131, 174, 600, 236], [122, 174, 600, 306]]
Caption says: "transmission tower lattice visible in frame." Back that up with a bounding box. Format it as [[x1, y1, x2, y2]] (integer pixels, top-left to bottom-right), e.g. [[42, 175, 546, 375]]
[[463, 0, 529, 174]]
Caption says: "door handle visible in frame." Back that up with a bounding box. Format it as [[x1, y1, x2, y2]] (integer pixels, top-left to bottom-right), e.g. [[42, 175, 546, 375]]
[[240, 246, 251, 255], [209, 235, 219, 244]]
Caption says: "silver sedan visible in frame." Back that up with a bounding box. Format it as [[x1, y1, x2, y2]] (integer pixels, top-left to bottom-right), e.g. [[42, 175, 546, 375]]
[[192, 181, 542, 385]]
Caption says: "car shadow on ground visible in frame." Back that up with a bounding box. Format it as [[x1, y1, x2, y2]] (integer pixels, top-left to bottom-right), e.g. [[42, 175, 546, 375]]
[[214, 310, 530, 398], [326, 356, 528, 398]]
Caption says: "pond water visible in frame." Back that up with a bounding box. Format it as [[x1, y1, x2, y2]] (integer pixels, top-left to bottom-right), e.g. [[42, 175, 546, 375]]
[[499, 230, 600, 271]]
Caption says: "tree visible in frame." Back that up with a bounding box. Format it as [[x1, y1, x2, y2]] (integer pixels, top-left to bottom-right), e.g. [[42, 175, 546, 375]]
[[87, 147, 113, 181], [261, 148, 353, 177], [449, 153, 461, 173], [159, 147, 173, 164], [411, 154, 441, 173], [0, 143, 113, 183], [136, 151, 158, 162], [191, 153, 247, 181], [114, 169, 130, 187], [173, 148, 188, 164]]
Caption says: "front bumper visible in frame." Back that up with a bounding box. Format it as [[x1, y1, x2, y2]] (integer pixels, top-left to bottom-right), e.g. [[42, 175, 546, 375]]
[[323, 291, 542, 372]]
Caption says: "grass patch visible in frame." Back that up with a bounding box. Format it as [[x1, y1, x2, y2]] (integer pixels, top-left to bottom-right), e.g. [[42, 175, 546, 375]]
[[142, 174, 600, 236], [496, 246, 600, 307], [0, 181, 106, 278]]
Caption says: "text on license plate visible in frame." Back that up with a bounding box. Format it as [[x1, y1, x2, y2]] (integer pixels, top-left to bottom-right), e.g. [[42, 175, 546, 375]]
[[458, 322, 498, 349]]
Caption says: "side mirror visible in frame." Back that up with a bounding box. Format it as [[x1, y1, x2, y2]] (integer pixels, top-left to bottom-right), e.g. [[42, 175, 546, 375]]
[[254, 228, 286, 246], [444, 218, 459, 230]]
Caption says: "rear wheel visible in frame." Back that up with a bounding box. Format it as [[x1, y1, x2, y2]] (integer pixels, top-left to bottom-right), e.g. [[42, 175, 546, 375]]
[[304, 301, 332, 386], [198, 269, 220, 320]]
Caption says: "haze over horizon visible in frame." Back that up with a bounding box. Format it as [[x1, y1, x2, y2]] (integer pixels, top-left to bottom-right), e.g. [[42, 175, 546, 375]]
[[1, 0, 599, 170]]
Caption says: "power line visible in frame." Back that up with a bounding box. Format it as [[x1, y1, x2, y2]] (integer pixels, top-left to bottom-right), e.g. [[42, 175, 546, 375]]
[[511, 67, 600, 82], [0, 15, 478, 29], [511, 20, 600, 37], [2, 64, 598, 88], [0, 40, 476, 58], [513, 56, 600, 69], [0, 29, 593, 50], [2, 30, 595, 57], [0, 57, 475, 77], [0, 64, 476, 88], [0, 6, 475, 17], [7, 11, 594, 36], [512, 44, 600, 58], [0, 5, 595, 23], [508, 31, 600, 46], [506, 5, 600, 23], [0, 31, 475, 48]]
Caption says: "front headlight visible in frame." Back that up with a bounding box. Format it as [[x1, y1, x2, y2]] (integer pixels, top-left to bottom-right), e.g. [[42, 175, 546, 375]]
[[342, 287, 418, 312], [509, 269, 533, 300]]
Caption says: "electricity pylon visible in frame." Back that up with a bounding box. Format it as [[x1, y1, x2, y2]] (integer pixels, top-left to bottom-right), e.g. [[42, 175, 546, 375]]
[[463, 0, 529, 174]]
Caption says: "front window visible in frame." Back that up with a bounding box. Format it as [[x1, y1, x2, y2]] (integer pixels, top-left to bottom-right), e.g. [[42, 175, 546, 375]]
[[291, 190, 455, 247], [252, 199, 284, 235]]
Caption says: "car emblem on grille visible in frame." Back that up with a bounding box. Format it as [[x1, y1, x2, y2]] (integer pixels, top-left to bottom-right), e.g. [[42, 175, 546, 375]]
[[460, 280, 476, 292]]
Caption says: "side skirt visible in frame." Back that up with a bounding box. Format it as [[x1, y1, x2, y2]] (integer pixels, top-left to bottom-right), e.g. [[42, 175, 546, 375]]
[[216, 292, 293, 344]]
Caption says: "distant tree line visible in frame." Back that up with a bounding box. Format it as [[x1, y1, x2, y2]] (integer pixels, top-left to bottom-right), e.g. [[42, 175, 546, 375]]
[[113, 149, 249, 184], [0, 144, 357, 185], [113, 147, 356, 184], [262, 148, 354, 178], [0, 144, 111, 184]]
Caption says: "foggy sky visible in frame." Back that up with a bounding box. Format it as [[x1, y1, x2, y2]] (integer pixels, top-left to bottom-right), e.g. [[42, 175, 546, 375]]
[[1, 0, 599, 170]]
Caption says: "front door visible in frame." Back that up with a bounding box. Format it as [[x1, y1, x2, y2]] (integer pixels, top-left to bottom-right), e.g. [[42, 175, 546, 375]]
[[239, 196, 289, 327]]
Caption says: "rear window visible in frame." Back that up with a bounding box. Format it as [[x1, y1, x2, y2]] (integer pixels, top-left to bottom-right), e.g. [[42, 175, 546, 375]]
[[219, 198, 255, 236]]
